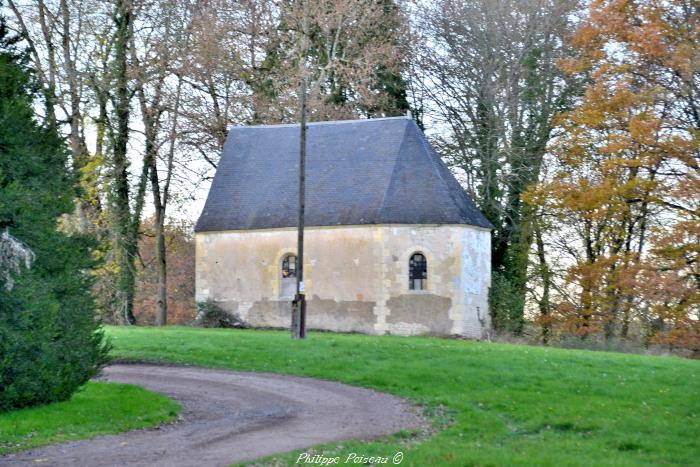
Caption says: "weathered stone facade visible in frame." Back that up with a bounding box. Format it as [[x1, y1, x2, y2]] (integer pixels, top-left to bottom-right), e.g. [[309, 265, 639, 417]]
[[196, 224, 491, 337]]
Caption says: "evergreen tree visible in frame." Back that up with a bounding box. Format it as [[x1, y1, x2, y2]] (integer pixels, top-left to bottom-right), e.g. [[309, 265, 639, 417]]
[[0, 7, 109, 412]]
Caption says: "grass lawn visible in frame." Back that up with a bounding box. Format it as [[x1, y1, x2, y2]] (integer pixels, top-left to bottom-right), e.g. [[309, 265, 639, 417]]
[[0, 382, 179, 455], [108, 325, 700, 466]]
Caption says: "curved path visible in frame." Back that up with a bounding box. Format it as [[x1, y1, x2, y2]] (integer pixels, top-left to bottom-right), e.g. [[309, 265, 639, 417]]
[[2, 364, 423, 467]]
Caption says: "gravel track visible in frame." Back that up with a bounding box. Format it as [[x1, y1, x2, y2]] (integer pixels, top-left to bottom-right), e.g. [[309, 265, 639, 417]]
[[1, 364, 423, 467]]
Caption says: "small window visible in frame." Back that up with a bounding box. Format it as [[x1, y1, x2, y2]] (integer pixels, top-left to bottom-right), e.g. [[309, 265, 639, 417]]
[[282, 254, 297, 278], [409, 253, 427, 290]]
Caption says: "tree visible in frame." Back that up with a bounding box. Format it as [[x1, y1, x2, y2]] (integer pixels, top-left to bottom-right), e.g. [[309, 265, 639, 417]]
[[134, 217, 195, 325], [0, 9, 109, 410], [525, 0, 699, 351], [260, 0, 409, 122], [128, 0, 191, 325], [176, 0, 410, 166], [6, 0, 102, 231], [414, 0, 580, 332]]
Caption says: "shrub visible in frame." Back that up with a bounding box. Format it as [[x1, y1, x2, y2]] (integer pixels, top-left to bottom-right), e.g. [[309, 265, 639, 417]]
[[192, 300, 246, 328], [488, 271, 525, 333], [0, 271, 111, 411]]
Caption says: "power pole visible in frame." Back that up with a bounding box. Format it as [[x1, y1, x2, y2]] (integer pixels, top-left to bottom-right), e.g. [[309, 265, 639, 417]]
[[292, 0, 309, 340], [292, 75, 307, 339]]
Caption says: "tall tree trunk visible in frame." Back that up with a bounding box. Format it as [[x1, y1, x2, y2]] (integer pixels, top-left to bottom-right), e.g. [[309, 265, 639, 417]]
[[140, 100, 165, 325], [534, 221, 551, 344], [112, 0, 136, 325], [580, 219, 596, 338], [151, 155, 168, 326], [36, 0, 58, 127], [59, 0, 95, 232], [152, 79, 183, 326], [59, 0, 87, 166], [130, 10, 171, 325], [6, 0, 55, 125]]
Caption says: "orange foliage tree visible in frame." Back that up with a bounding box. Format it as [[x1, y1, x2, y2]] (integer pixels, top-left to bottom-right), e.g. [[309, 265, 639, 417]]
[[525, 0, 699, 354]]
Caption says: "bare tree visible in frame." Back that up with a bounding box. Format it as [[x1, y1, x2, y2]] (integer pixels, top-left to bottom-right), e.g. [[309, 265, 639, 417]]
[[7, 0, 101, 230], [177, 0, 268, 161], [414, 0, 580, 331], [129, 0, 192, 325], [262, 0, 410, 122]]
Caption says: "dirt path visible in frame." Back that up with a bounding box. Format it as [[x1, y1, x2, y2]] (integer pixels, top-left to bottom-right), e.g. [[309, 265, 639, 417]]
[[2, 364, 423, 467]]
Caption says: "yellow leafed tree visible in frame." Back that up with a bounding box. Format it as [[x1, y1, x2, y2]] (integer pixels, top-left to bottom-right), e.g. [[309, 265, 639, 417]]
[[525, 0, 699, 354]]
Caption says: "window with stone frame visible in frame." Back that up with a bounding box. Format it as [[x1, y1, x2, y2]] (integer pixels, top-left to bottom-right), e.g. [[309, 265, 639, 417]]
[[409, 253, 427, 290]]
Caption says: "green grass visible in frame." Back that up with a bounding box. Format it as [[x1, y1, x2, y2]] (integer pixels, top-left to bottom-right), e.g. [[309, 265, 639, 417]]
[[0, 382, 179, 455], [108, 326, 700, 466]]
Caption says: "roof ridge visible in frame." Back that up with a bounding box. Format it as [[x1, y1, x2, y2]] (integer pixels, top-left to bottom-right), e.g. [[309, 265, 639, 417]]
[[229, 116, 410, 131]]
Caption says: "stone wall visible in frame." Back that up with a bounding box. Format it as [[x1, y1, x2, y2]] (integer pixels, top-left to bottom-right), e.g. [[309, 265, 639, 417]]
[[195, 224, 491, 337]]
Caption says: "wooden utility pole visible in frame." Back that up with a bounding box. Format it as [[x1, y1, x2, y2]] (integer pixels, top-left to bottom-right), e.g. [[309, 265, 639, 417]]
[[292, 75, 307, 339], [292, 0, 309, 339]]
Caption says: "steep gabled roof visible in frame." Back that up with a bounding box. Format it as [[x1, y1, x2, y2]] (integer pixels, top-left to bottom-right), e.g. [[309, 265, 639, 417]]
[[195, 117, 493, 232]]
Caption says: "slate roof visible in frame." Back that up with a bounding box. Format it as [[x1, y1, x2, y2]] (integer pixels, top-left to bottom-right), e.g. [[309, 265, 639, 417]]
[[195, 117, 493, 232]]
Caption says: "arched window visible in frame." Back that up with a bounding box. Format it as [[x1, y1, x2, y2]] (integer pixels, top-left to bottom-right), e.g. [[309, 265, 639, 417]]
[[282, 254, 297, 278], [409, 253, 427, 290]]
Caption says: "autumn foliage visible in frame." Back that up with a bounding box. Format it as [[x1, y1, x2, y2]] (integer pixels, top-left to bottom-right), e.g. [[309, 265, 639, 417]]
[[134, 218, 196, 325], [525, 0, 699, 355]]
